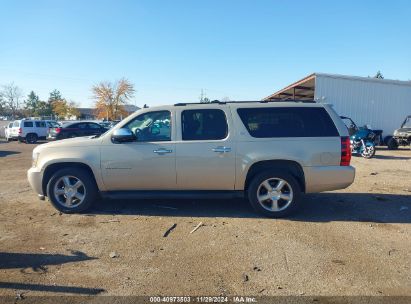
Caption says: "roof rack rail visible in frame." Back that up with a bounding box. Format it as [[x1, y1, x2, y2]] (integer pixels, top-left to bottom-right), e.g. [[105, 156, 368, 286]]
[[174, 100, 226, 106], [173, 99, 316, 106]]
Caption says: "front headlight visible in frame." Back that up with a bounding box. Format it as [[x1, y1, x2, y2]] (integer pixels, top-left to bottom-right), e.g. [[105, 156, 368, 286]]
[[32, 152, 39, 168]]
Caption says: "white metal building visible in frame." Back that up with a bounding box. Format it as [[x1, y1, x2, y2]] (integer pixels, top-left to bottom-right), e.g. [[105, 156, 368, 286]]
[[263, 73, 411, 136]]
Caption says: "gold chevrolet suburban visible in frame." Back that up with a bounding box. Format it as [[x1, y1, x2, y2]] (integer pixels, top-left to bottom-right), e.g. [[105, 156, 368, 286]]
[[28, 101, 355, 217]]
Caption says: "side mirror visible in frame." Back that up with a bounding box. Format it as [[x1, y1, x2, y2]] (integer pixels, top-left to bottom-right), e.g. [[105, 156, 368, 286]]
[[111, 128, 136, 143]]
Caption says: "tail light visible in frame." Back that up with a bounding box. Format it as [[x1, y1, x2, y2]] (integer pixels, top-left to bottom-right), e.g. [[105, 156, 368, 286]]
[[55, 128, 62, 133], [18, 128, 22, 134], [340, 136, 351, 166]]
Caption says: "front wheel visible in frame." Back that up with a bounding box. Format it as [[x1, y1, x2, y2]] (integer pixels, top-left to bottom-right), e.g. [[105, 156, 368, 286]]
[[387, 138, 398, 150], [248, 170, 301, 218], [361, 144, 375, 158], [46, 168, 97, 213]]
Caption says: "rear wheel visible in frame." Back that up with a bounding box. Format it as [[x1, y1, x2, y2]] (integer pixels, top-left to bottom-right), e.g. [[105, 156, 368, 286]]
[[47, 168, 97, 213], [248, 170, 301, 218], [26, 133, 38, 144], [387, 138, 398, 150]]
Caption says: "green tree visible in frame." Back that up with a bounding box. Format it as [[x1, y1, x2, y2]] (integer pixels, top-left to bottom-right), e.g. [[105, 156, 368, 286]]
[[48, 89, 63, 104], [374, 71, 384, 79], [24, 91, 40, 116], [48, 89, 65, 118], [36, 101, 51, 116]]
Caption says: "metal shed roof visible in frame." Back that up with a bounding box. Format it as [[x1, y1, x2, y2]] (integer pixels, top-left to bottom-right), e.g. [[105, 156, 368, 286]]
[[263, 73, 411, 101]]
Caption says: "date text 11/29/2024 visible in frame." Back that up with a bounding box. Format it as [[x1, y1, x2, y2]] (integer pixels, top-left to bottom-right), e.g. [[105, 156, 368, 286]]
[[149, 296, 257, 303]]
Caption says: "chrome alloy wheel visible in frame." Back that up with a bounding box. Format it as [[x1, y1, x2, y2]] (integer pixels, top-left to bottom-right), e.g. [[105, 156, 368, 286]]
[[361, 145, 375, 158], [256, 178, 293, 212], [53, 175, 86, 208]]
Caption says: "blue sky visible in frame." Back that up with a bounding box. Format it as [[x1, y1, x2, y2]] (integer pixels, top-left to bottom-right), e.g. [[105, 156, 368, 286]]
[[1, 0, 410, 107]]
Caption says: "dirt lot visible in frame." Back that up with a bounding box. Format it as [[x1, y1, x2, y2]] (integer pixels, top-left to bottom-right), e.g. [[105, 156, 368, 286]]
[[0, 140, 410, 299]]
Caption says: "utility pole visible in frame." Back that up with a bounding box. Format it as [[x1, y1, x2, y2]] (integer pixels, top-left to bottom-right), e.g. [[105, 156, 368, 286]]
[[199, 89, 209, 103]]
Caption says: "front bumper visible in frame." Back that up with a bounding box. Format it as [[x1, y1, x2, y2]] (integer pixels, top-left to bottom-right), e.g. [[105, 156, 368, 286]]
[[304, 165, 355, 193], [27, 167, 44, 196]]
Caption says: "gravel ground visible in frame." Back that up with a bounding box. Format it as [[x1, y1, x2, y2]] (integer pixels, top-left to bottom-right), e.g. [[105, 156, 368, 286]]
[[0, 140, 410, 299]]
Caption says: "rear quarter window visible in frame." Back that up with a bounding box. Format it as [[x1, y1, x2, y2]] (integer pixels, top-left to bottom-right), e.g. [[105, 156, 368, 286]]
[[237, 107, 339, 138], [23, 121, 34, 128], [35, 121, 46, 128]]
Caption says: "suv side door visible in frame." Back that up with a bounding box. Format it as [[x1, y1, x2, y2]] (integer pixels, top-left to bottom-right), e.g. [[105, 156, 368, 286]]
[[101, 110, 176, 190], [34, 121, 47, 137], [175, 107, 236, 190]]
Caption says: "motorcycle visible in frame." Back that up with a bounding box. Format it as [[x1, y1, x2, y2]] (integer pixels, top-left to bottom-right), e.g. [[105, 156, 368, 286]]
[[340, 116, 376, 159]]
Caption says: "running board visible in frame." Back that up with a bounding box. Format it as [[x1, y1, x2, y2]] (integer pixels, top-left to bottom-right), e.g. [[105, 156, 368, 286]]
[[100, 190, 244, 200]]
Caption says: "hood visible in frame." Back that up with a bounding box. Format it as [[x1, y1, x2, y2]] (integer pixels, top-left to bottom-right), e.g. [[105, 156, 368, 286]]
[[34, 136, 101, 154], [396, 128, 411, 134]]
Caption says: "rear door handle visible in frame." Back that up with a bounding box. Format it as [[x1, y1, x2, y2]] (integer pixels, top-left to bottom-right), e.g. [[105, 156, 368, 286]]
[[153, 148, 173, 154], [212, 146, 231, 153]]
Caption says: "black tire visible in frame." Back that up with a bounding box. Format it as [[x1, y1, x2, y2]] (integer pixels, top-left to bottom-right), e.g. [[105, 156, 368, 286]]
[[46, 168, 97, 213], [26, 133, 38, 144], [247, 170, 302, 218], [361, 145, 376, 159], [69, 133, 77, 138], [387, 137, 398, 150]]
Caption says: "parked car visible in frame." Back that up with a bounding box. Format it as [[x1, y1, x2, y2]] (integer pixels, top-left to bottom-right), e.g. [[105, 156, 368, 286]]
[[47, 121, 108, 140], [4, 121, 14, 141], [28, 101, 355, 217], [9, 119, 59, 143], [388, 115, 411, 149], [98, 121, 113, 129]]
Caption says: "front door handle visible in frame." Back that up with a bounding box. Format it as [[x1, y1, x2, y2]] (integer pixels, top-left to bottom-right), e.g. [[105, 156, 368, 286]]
[[212, 146, 231, 153], [153, 148, 173, 154]]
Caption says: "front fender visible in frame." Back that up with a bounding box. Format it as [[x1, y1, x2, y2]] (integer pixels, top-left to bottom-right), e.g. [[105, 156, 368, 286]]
[[37, 146, 106, 191]]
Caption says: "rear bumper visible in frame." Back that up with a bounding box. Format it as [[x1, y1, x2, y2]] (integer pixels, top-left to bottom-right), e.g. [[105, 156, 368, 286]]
[[304, 165, 355, 193], [27, 167, 44, 196]]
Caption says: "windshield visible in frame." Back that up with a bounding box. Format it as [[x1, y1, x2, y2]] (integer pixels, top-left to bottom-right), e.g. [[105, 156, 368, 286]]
[[47, 121, 61, 128], [402, 117, 411, 128]]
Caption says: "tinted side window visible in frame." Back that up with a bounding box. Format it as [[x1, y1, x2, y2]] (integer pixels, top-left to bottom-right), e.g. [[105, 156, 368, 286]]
[[182, 109, 228, 140], [47, 121, 60, 128], [23, 121, 33, 127], [35, 121, 46, 128], [125, 111, 171, 142], [237, 107, 339, 138], [88, 123, 101, 129], [77, 123, 87, 129]]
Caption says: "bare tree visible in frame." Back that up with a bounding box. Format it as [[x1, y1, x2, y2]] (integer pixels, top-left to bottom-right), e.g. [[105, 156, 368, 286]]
[[0, 93, 5, 115], [1, 83, 23, 118], [92, 79, 135, 120]]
